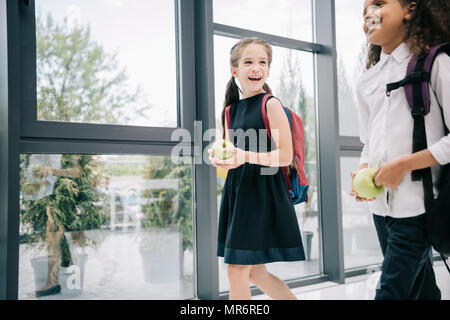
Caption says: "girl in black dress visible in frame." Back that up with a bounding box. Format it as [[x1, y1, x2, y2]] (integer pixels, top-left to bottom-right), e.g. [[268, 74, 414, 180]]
[[208, 37, 305, 300]]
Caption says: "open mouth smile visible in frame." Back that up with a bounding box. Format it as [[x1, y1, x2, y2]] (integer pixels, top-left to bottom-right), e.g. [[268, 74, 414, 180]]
[[248, 76, 262, 82]]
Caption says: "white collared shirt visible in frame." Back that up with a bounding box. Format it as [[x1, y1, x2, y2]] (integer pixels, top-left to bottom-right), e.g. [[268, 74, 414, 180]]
[[356, 42, 450, 218]]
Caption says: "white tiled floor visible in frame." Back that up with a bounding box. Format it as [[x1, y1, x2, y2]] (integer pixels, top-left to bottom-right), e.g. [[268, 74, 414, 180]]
[[253, 261, 450, 300]]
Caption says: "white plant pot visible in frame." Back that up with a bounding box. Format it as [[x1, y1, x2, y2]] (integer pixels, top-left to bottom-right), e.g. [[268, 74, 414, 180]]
[[139, 225, 182, 284], [30, 253, 88, 298]]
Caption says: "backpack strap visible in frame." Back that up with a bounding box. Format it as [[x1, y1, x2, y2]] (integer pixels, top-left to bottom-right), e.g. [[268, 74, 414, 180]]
[[385, 68, 430, 98], [261, 93, 291, 137], [225, 104, 232, 139], [407, 52, 434, 212], [386, 43, 450, 114], [409, 53, 432, 184], [260, 93, 272, 140], [404, 43, 450, 115], [409, 44, 449, 212]]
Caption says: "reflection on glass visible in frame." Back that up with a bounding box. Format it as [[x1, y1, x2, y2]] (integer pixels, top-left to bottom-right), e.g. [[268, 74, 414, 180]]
[[213, 0, 313, 42], [335, 0, 367, 136], [214, 36, 319, 292], [340, 157, 383, 270], [19, 154, 194, 300], [36, 0, 177, 127]]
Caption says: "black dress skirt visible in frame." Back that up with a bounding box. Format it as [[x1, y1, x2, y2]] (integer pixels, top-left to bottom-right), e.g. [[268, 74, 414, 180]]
[[217, 92, 305, 265]]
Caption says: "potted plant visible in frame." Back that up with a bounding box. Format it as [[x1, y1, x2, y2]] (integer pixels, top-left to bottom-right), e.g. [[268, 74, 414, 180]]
[[20, 154, 109, 298], [139, 156, 192, 284]]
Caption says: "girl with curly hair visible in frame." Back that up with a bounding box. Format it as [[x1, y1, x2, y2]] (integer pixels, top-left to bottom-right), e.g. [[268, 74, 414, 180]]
[[350, 0, 449, 299]]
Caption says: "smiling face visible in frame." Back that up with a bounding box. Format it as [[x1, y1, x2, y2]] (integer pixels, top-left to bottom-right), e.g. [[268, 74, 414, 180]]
[[231, 43, 270, 98], [363, 0, 414, 53]]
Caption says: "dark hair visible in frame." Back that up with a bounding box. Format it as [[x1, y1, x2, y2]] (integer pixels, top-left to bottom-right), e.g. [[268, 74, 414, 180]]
[[365, 0, 450, 69], [221, 37, 273, 139]]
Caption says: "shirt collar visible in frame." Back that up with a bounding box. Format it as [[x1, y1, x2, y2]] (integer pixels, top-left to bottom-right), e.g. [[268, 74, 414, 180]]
[[361, 42, 412, 80], [380, 42, 412, 65]]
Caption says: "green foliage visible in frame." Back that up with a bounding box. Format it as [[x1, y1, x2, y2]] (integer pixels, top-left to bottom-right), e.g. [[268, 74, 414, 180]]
[[20, 154, 109, 267], [36, 13, 149, 124], [141, 157, 193, 251]]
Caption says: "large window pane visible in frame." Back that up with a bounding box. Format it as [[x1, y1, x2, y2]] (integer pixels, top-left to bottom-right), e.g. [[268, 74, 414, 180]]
[[36, 0, 177, 127], [213, 0, 313, 42], [19, 154, 194, 300], [340, 157, 383, 270], [214, 35, 320, 292], [335, 0, 367, 136]]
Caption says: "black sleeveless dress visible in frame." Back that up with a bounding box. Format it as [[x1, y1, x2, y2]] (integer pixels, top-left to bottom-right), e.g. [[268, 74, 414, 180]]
[[217, 92, 305, 265]]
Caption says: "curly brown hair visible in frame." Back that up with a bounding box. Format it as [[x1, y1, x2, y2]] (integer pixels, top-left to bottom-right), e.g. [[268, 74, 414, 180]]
[[365, 0, 450, 69]]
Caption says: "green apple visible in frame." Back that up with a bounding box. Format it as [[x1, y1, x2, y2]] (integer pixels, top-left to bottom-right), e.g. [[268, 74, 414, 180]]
[[352, 167, 384, 199], [212, 139, 234, 160]]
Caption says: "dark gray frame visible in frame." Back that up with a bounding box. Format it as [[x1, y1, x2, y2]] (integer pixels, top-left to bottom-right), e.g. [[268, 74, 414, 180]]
[[214, 23, 322, 53], [192, 0, 219, 300], [314, 0, 345, 284], [19, 2, 196, 143], [0, 0, 21, 301], [1, 0, 361, 300]]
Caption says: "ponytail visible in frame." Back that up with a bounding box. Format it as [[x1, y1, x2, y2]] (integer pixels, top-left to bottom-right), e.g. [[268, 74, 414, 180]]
[[263, 83, 273, 95], [221, 77, 241, 139]]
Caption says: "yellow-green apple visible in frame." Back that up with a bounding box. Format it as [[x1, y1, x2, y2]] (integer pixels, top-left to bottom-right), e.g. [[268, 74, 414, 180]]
[[352, 168, 384, 199], [212, 139, 234, 160]]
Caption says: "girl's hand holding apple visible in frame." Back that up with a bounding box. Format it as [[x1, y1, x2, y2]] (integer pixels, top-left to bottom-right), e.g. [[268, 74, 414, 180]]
[[350, 171, 376, 202], [349, 166, 385, 202], [351, 167, 384, 202], [208, 140, 246, 170], [373, 159, 407, 190]]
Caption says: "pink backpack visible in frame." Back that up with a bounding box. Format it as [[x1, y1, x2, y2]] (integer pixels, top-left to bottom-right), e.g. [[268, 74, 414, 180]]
[[225, 93, 309, 204]]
